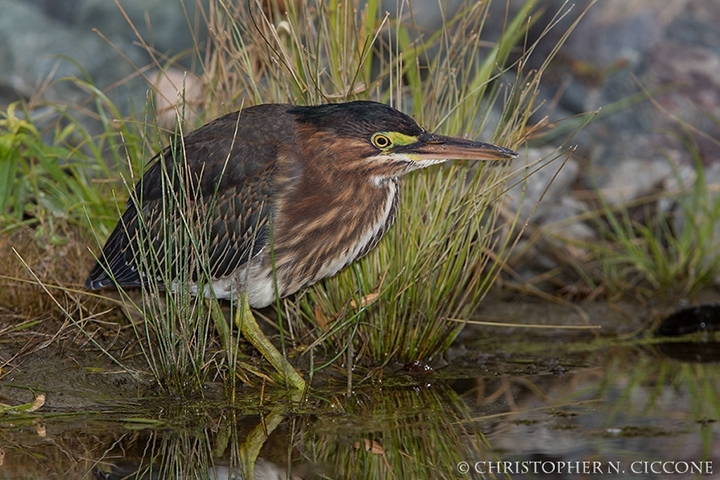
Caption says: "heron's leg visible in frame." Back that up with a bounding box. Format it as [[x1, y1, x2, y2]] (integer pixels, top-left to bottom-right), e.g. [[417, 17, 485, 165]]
[[238, 402, 287, 478], [235, 293, 306, 390]]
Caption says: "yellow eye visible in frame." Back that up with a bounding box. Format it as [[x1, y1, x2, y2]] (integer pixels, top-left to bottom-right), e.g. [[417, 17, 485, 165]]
[[371, 133, 392, 149]]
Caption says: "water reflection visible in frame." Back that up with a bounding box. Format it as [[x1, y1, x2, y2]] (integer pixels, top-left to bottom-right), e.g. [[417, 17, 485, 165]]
[[461, 350, 719, 478], [0, 338, 717, 479]]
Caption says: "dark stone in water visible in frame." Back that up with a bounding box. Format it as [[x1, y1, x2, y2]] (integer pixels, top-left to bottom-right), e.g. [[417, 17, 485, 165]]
[[402, 360, 434, 375], [656, 303, 720, 336], [655, 303, 720, 363], [656, 342, 720, 364]]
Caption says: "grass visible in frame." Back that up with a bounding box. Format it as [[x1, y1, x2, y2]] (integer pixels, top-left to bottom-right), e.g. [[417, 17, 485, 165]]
[[199, 0, 586, 376], [113, 130, 223, 395], [573, 129, 720, 299], [0, 0, 593, 395], [0, 102, 112, 238]]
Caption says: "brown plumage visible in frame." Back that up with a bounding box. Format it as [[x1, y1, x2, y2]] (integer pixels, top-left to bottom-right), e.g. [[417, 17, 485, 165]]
[[86, 101, 516, 307]]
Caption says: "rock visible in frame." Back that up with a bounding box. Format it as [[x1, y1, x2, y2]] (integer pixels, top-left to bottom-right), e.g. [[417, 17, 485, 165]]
[[542, 196, 595, 240], [525, 0, 720, 196], [0, 0, 211, 145], [76, 0, 208, 71], [505, 146, 580, 223], [152, 68, 204, 131], [597, 158, 674, 206], [25, 0, 81, 24], [502, 147, 595, 279], [0, 0, 147, 128]]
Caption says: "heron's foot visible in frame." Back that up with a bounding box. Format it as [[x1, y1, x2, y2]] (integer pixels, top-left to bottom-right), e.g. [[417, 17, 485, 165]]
[[234, 296, 306, 391]]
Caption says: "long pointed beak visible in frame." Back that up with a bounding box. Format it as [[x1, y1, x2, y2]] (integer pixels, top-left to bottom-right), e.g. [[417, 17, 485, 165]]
[[403, 132, 517, 161]]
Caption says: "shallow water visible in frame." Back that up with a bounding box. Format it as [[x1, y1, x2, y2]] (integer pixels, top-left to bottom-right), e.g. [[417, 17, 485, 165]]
[[0, 300, 718, 479]]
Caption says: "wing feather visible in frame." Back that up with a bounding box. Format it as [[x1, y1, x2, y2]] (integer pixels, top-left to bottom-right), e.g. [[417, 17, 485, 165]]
[[86, 105, 294, 290]]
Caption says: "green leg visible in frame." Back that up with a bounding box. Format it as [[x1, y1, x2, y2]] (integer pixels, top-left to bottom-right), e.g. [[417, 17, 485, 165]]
[[239, 405, 286, 479], [235, 293, 306, 390]]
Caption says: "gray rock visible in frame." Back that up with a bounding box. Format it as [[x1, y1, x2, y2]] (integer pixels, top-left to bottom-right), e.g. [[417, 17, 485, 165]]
[[76, 0, 208, 71], [0, 0, 148, 133], [26, 0, 81, 24], [596, 158, 674, 206], [0, 0, 216, 146], [505, 147, 580, 223], [502, 146, 596, 278], [526, 0, 720, 195], [541, 196, 595, 240], [560, 0, 669, 73]]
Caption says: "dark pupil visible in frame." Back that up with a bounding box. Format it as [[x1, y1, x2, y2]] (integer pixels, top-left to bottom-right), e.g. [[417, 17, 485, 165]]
[[376, 136, 389, 147]]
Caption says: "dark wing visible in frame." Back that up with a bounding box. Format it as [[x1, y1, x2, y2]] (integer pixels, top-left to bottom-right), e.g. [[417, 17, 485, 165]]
[[85, 105, 293, 290]]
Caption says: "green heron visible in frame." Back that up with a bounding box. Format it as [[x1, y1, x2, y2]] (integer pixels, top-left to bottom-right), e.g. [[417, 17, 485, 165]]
[[86, 100, 516, 389]]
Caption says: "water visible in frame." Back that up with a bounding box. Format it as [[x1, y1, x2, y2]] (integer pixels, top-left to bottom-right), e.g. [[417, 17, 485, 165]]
[[0, 306, 718, 479]]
